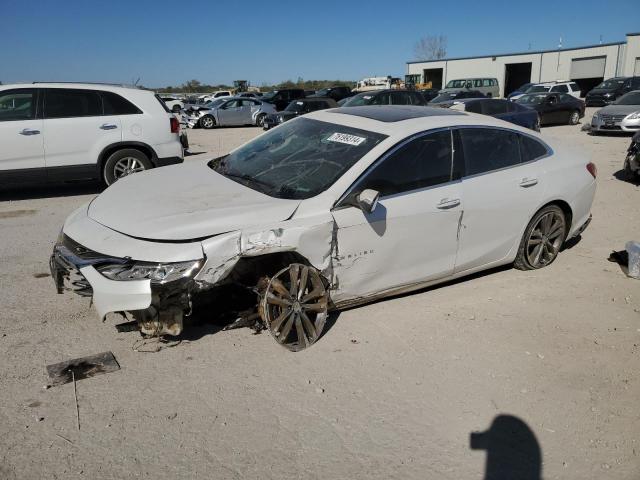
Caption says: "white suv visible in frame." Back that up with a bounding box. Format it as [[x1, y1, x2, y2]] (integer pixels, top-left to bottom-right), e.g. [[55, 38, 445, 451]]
[[510, 81, 582, 101], [0, 83, 184, 186]]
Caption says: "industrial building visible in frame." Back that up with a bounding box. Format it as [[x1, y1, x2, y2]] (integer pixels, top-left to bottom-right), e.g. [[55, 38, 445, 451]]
[[406, 32, 640, 97]]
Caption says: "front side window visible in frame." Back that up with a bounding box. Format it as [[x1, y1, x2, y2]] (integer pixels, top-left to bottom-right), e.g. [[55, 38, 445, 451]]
[[371, 93, 391, 105], [209, 117, 387, 200], [474, 79, 483, 87], [465, 101, 483, 114], [44, 89, 101, 118], [0, 89, 36, 122], [458, 128, 521, 176], [390, 92, 411, 105], [570, 83, 580, 91], [355, 130, 453, 197], [550, 84, 569, 93], [482, 100, 509, 115]]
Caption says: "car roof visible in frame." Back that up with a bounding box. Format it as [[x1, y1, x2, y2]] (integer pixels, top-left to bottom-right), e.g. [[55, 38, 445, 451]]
[[304, 105, 544, 141], [328, 105, 464, 123]]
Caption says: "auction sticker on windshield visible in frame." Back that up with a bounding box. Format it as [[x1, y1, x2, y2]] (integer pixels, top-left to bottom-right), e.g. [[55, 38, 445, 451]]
[[326, 132, 366, 146]]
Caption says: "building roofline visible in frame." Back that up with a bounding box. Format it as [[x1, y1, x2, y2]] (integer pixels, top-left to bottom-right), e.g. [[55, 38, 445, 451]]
[[627, 32, 640, 37], [406, 40, 625, 65]]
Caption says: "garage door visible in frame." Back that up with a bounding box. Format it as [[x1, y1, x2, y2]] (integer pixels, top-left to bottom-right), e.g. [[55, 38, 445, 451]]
[[570, 56, 606, 79], [635, 57, 640, 76]]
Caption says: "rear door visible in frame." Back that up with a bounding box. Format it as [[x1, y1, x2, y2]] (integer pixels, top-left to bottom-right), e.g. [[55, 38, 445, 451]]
[[454, 127, 544, 272], [0, 88, 45, 182], [43, 88, 122, 180]]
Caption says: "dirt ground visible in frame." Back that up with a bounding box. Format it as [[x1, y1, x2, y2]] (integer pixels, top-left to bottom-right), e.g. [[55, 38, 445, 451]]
[[1, 109, 639, 480]]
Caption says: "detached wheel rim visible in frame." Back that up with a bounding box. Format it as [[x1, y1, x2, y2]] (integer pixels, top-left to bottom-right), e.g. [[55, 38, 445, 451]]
[[261, 263, 328, 351], [570, 111, 579, 124], [113, 156, 146, 180], [201, 116, 214, 128], [526, 212, 566, 268]]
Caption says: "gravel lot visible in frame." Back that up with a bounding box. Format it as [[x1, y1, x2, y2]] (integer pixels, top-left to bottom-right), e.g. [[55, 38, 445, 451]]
[[1, 108, 639, 480]]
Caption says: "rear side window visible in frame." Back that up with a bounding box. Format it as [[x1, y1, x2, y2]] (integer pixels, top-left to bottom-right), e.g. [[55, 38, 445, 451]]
[[44, 89, 101, 118], [570, 83, 580, 91], [465, 101, 483, 114], [459, 128, 521, 176], [520, 135, 549, 162], [357, 130, 453, 196], [0, 88, 36, 122], [371, 93, 391, 105], [481, 100, 509, 115], [104, 92, 143, 115]]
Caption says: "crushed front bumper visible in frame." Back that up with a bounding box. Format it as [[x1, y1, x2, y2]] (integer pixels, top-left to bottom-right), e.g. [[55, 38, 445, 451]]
[[50, 239, 152, 320]]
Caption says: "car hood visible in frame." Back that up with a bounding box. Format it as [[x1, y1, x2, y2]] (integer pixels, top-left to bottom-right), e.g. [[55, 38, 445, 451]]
[[598, 104, 640, 115], [88, 161, 300, 241]]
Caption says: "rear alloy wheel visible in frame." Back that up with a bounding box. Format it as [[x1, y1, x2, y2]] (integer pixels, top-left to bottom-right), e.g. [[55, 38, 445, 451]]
[[103, 148, 152, 186], [260, 263, 329, 352], [568, 110, 580, 125], [514, 205, 567, 270], [256, 113, 267, 127], [200, 115, 216, 129]]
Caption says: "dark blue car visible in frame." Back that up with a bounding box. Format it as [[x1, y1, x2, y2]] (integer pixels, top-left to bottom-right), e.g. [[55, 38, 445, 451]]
[[450, 98, 540, 131]]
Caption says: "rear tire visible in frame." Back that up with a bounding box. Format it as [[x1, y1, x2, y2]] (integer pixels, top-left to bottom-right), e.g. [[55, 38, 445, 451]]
[[256, 113, 267, 127], [103, 149, 152, 186], [514, 205, 567, 270]]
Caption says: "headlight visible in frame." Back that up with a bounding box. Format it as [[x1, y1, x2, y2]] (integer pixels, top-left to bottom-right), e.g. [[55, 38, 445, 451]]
[[626, 111, 640, 120], [603, 92, 614, 98], [278, 115, 285, 123], [98, 260, 202, 284]]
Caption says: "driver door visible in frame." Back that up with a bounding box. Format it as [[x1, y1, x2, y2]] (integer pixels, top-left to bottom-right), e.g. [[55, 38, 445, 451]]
[[217, 99, 243, 125], [331, 129, 462, 301]]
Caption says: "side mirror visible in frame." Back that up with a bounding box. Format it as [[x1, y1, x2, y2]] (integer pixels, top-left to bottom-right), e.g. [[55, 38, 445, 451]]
[[356, 189, 380, 213]]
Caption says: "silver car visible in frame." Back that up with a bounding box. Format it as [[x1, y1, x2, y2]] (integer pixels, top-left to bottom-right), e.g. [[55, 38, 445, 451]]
[[591, 91, 640, 133], [183, 97, 276, 129]]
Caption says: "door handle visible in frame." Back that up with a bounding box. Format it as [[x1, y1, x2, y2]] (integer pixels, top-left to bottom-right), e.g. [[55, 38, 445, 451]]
[[436, 198, 461, 209], [100, 123, 118, 130], [19, 128, 40, 136], [519, 177, 538, 187]]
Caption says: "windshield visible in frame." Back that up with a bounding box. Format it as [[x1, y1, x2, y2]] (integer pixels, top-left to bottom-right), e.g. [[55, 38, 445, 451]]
[[343, 93, 374, 106], [261, 91, 278, 101], [516, 93, 547, 105], [208, 117, 387, 200], [315, 88, 330, 96], [526, 85, 551, 93], [203, 98, 227, 108], [615, 92, 640, 105], [445, 79, 468, 88], [430, 93, 456, 103], [285, 101, 305, 112], [597, 79, 625, 89]]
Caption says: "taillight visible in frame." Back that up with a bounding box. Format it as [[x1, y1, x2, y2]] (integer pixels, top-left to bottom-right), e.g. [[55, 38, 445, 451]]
[[586, 162, 597, 178], [170, 117, 179, 134]]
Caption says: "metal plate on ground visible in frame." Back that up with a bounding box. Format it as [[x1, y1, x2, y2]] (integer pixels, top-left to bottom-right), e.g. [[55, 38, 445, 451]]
[[46, 351, 120, 386]]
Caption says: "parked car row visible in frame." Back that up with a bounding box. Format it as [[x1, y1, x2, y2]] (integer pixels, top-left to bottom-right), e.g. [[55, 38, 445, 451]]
[[0, 83, 185, 187]]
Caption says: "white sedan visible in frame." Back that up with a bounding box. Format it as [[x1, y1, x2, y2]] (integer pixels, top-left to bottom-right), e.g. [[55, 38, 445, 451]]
[[50, 106, 596, 350]]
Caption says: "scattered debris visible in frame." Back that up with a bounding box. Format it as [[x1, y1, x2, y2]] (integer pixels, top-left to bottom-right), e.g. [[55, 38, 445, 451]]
[[608, 249, 629, 276], [115, 320, 139, 333], [315, 387, 325, 394], [46, 351, 120, 386], [167, 413, 177, 420], [33, 272, 50, 279], [72, 371, 80, 431], [55, 433, 74, 445]]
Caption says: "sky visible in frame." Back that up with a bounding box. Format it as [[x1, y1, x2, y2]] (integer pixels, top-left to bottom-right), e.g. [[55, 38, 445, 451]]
[[1, 0, 638, 88]]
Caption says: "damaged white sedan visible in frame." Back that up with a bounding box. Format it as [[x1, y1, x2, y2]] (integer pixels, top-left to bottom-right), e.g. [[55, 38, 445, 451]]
[[51, 106, 596, 351]]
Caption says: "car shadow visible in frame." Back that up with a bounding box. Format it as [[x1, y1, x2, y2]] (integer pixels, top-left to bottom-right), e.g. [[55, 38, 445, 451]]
[[0, 182, 104, 201], [471, 414, 542, 480], [613, 169, 640, 186]]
